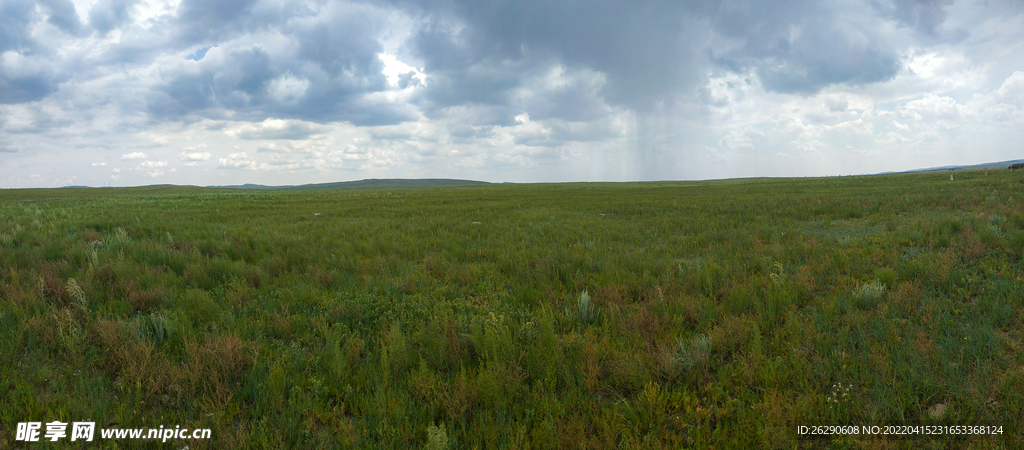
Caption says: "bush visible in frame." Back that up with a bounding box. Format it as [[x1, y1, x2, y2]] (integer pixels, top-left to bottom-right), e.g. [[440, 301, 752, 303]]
[[1008, 230, 1024, 256], [577, 290, 596, 325], [852, 280, 886, 309], [129, 313, 168, 345], [873, 268, 897, 290], [675, 334, 711, 374], [977, 224, 1003, 249], [425, 423, 448, 450]]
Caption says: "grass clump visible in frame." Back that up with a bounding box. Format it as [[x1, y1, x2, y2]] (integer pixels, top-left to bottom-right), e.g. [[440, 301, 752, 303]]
[[675, 334, 712, 375], [574, 289, 596, 325], [128, 313, 168, 345], [424, 423, 449, 450], [852, 280, 886, 309]]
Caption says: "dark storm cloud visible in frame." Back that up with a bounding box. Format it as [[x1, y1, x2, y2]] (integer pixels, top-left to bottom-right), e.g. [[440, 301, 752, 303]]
[[144, 9, 409, 127], [3, 0, 959, 120], [89, 0, 139, 35], [293, 6, 383, 75], [1, 0, 41, 53], [174, 0, 260, 44], [0, 0, 70, 105], [524, 79, 610, 123], [5, 0, 1022, 184], [87, 0, 310, 68], [98, 0, 398, 124], [403, 0, 714, 113], [39, 0, 83, 35], [875, 0, 953, 36], [754, 43, 902, 95], [411, 56, 530, 125], [0, 102, 75, 133], [147, 46, 281, 119], [702, 1, 906, 95], [1, 73, 63, 104], [395, 0, 932, 109]]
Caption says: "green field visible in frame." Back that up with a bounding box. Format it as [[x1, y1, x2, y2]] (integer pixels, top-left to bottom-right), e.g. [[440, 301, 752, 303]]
[[2, 171, 1023, 448]]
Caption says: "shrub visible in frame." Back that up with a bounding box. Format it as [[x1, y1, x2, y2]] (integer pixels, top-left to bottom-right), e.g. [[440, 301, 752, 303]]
[[873, 268, 897, 290], [129, 313, 168, 345], [577, 290, 596, 325], [852, 280, 886, 309], [54, 309, 86, 355], [1008, 230, 1024, 257], [65, 278, 87, 312], [675, 334, 711, 374], [110, 227, 131, 249], [977, 224, 1002, 249], [425, 423, 449, 450], [697, 261, 725, 298], [181, 289, 222, 327]]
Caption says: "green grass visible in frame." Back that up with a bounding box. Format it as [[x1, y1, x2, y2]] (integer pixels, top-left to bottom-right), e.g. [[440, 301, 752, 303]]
[[1, 170, 1023, 448]]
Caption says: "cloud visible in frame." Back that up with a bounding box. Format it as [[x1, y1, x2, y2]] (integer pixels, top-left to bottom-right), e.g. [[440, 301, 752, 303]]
[[379, 53, 426, 88], [402, 0, 929, 108], [89, 0, 139, 35], [175, 0, 261, 44], [218, 152, 268, 170], [996, 71, 1024, 105], [902, 94, 965, 120], [405, 0, 711, 112], [1, 0, 38, 54], [226, 118, 328, 140], [825, 96, 849, 112], [149, 137, 169, 146], [133, 2, 416, 126], [180, 149, 212, 166], [0, 50, 67, 104], [3, 0, 1024, 187], [180, 151, 211, 161], [719, 126, 765, 150], [705, 146, 728, 162], [268, 74, 310, 103], [256, 142, 289, 153], [708, 1, 905, 95], [39, 0, 83, 35], [828, 119, 874, 135], [882, 0, 954, 36]]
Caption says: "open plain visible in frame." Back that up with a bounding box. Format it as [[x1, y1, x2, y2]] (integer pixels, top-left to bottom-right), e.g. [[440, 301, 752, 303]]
[[2, 170, 1022, 448]]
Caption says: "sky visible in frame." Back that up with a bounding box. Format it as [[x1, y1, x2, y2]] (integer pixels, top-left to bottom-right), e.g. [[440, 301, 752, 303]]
[[2, 0, 1023, 188]]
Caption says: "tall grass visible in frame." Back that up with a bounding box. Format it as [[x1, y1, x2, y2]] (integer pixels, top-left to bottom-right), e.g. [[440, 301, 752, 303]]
[[0, 171, 1022, 447]]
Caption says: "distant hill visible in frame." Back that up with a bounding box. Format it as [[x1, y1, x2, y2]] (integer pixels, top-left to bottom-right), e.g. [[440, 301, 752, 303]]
[[209, 178, 490, 190], [881, 159, 1024, 174], [34, 161, 1024, 191]]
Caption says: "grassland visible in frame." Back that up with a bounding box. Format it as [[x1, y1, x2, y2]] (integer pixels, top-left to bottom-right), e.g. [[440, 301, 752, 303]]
[[1, 170, 1023, 449]]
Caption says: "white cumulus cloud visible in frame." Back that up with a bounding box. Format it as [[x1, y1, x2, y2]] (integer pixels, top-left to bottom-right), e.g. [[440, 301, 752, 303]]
[[121, 152, 148, 160]]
